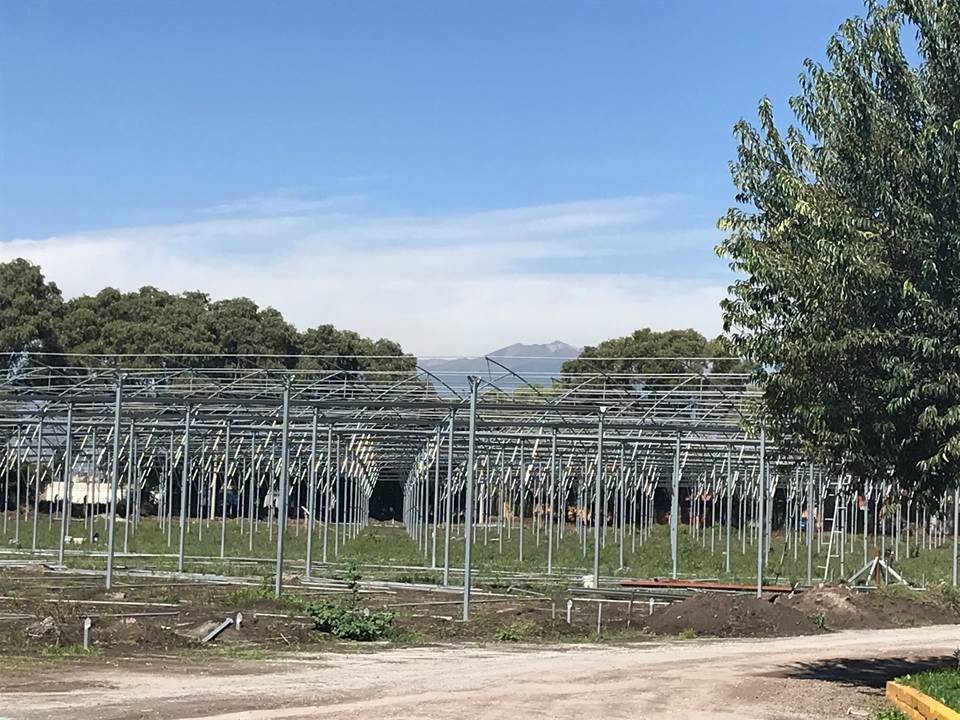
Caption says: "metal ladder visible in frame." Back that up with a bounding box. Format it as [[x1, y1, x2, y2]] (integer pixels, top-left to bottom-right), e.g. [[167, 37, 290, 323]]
[[820, 481, 847, 581]]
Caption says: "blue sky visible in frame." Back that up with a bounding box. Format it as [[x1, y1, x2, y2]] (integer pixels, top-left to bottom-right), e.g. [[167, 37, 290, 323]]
[[0, 0, 863, 355]]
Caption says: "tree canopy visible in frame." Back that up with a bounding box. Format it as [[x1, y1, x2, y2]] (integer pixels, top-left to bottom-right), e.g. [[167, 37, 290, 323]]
[[0, 259, 64, 369], [0, 258, 414, 375], [560, 328, 745, 380], [717, 0, 960, 503]]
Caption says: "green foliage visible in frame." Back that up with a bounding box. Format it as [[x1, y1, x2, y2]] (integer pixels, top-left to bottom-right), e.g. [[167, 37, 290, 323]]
[[927, 584, 960, 614], [302, 559, 395, 641], [42, 643, 101, 657], [901, 669, 960, 711], [298, 324, 415, 376], [494, 620, 539, 642], [225, 581, 275, 607], [0, 258, 64, 370], [0, 258, 413, 375], [677, 627, 697, 640], [343, 561, 362, 596], [303, 599, 395, 641], [811, 611, 827, 630], [11, 515, 960, 591], [717, 0, 960, 506], [872, 708, 907, 720], [559, 328, 751, 399]]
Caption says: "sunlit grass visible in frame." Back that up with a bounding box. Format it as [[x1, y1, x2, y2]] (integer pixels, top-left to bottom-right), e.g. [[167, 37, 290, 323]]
[[1, 510, 953, 587]]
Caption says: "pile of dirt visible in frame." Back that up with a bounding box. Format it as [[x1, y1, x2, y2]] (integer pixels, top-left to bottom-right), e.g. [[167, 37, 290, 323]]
[[780, 583, 958, 630], [103, 617, 195, 650], [646, 592, 818, 638]]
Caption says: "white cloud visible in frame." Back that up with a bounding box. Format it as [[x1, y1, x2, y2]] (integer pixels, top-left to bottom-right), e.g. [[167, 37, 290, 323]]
[[0, 195, 729, 356]]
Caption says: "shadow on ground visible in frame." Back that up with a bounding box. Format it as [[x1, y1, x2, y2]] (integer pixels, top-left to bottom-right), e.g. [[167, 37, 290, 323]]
[[774, 655, 953, 688]]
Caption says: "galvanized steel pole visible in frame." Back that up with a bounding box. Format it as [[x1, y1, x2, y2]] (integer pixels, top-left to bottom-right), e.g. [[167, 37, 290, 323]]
[[807, 463, 814, 585], [219, 422, 231, 559], [431, 425, 441, 569], [443, 411, 455, 586], [177, 407, 190, 573], [724, 444, 732, 575], [274, 380, 291, 598], [548, 428, 556, 574], [756, 427, 766, 599], [462, 378, 479, 621], [593, 407, 607, 586], [305, 410, 317, 576], [57, 404, 73, 566], [671, 433, 680, 579], [105, 377, 124, 589]]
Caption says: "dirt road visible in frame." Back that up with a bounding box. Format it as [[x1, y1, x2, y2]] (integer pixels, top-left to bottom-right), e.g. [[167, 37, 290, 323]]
[[2, 625, 957, 720]]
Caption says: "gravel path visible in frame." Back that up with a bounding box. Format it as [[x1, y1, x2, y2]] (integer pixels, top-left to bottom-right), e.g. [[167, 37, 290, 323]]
[[2, 625, 958, 719]]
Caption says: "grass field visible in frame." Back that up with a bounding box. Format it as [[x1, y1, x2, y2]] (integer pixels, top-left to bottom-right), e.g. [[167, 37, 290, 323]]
[[1, 509, 954, 587]]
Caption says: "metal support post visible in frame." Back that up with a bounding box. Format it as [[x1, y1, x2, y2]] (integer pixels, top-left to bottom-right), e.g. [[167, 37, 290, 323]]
[[593, 407, 607, 586], [274, 380, 291, 598], [57, 405, 74, 565], [177, 407, 190, 573], [671, 433, 680, 579], [462, 378, 479, 621], [756, 427, 766, 599], [105, 377, 124, 589], [306, 410, 318, 576]]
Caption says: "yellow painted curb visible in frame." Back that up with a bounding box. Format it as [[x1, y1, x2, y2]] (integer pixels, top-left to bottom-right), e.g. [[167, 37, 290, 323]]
[[887, 680, 960, 720]]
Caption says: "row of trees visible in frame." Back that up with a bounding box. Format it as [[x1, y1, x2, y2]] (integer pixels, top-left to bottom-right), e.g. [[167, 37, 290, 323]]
[[0, 258, 413, 373]]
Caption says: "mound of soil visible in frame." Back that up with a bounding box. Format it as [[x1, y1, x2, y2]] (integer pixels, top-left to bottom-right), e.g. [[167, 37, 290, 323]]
[[102, 617, 196, 650], [646, 592, 818, 638], [780, 583, 957, 630]]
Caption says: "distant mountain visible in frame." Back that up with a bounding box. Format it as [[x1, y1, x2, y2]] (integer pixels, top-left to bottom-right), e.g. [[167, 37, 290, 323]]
[[419, 341, 581, 394]]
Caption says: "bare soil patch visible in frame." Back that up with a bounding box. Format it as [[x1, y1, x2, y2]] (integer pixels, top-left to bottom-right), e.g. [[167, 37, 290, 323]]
[[780, 583, 958, 630], [645, 591, 818, 637]]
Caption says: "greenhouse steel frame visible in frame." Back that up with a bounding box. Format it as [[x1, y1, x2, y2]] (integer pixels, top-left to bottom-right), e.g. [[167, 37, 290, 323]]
[[1, 352, 942, 618]]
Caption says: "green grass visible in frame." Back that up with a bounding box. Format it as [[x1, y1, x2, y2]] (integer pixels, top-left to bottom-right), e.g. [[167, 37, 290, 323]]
[[900, 669, 960, 711], [41, 643, 102, 658], [872, 708, 907, 720], [1, 510, 955, 587]]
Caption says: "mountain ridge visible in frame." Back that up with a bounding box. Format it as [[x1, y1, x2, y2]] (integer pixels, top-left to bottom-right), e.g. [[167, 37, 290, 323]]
[[418, 341, 582, 392]]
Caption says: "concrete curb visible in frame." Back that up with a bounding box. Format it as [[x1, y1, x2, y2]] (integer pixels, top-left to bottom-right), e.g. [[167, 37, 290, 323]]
[[887, 680, 960, 720]]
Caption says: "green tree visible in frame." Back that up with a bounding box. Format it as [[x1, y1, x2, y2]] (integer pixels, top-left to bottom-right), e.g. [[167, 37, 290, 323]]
[[561, 328, 744, 381], [1, 257, 415, 380], [716, 0, 960, 504], [0, 259, 64, 371], [297, 326, 414, 377], [298, 324, 368, 373], [59, 287, 219, 366], [206, 297, 299, 368]]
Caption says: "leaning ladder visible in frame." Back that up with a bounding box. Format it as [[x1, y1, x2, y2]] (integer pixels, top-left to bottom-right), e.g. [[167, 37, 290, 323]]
[[820, 481, 847, 581]]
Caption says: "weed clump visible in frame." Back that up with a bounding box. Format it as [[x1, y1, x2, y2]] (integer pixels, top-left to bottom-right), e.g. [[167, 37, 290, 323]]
[[302, 563, 395, 641], [494, 620, 539, 642]]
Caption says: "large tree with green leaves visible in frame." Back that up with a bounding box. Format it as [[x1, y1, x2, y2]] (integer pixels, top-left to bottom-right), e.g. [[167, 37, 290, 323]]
[[1, 258, 413, 376], [561, 328, 743, 380], [717, 0, 959, 503], [0, 259, 64, 370]]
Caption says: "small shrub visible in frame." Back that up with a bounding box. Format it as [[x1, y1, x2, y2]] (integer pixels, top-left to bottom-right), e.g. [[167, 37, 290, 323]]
[[811, 611, 827, 630], [932, 584, 960, 615], [494, 621, 539, 642], [677, 627, 697, 640], [42, 643, 100, 657], [223, 580, 276, 608], [873, 708, 907, 720], [304, 599, 394, 641], [344, 561, 362, 592]]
